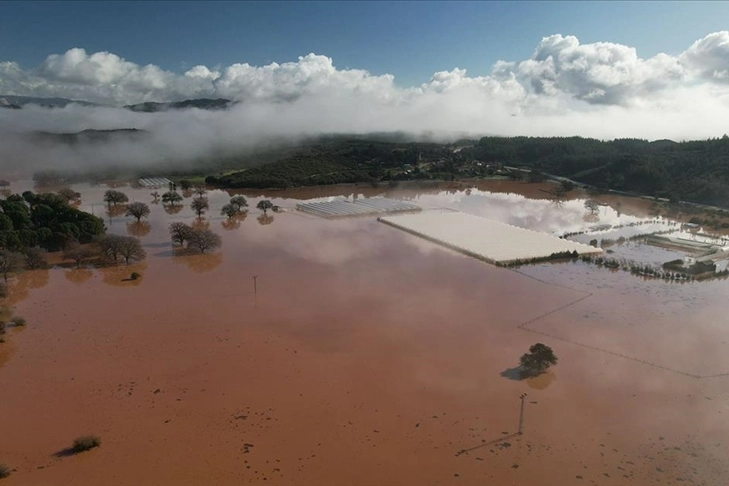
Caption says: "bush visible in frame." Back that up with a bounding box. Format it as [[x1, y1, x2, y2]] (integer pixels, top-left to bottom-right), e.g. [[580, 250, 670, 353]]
[[10, 316, 25, 327], [130, 272, 141, 280], [0, 463, 10, 479], [72, 435, 101, 453]]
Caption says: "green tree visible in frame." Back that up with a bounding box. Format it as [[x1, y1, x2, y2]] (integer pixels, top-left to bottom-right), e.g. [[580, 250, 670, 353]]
[[103, 190, 129, 206], [161, 191, 183, 206], [256, 200, 273, 214], [519, 343, 558, 378]]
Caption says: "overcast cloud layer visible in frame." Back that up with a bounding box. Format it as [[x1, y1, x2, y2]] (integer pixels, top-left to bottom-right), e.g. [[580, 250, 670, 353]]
[[1, 32, 729, 174]]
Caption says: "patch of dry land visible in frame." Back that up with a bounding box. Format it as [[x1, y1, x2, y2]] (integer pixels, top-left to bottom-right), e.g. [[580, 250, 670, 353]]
[[0, 180, 728, 485]]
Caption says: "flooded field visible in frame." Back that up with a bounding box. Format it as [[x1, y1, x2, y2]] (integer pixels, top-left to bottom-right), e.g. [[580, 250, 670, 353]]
[[1, 180, 728, 485]]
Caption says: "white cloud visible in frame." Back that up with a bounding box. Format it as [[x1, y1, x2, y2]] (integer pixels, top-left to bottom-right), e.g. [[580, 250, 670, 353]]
[[1, 32, 729, 174]]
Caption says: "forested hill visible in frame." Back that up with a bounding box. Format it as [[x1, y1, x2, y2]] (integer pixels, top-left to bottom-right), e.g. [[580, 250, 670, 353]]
[[208, 135, 729, 207], [461, 136, 729, 206]]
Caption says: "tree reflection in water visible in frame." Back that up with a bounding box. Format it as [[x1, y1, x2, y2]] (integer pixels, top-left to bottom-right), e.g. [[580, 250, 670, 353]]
[[257, 214, 274, 226], [163, 204, 184, 215], [4, 268, 50, 306], [127, 221, 151, 237], [221, 211, 248, 230], [172, 250, 223, 273], [64, 268, 94, 285]]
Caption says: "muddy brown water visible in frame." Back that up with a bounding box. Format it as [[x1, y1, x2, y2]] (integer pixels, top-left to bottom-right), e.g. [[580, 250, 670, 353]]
[[0, 180, 727, 485]]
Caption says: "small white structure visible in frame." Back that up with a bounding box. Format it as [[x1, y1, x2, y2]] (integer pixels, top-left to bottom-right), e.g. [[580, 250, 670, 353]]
[[297, 198, 420, 219], [379, 209, 601, 265], [138, 177, 173, 188]]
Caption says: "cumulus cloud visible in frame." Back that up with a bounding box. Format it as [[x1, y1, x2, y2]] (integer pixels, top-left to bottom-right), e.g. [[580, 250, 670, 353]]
[[1, 32, 729, 174]]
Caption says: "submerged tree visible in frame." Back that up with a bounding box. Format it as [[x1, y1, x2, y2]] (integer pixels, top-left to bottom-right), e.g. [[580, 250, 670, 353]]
[[191, 197, 209, 218], [161, 191, 183, 206], [230, 195, 248, 211], [256, 199, 273, 214], [220, 203, 239, 220], [64, 243, 94, 268], [103, 190, 129, 207], [125, 202, 151, 222], [187, 228, 222, 254], [519, 343, 558, 378], [584, 199, 600, 216], [0, 250, 23, 281], [23, 247, 47, 269], [169, 222, 194, 246]]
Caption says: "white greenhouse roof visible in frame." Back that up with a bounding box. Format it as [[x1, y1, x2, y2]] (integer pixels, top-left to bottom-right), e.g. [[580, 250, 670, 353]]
[[138, 177, 173, 188], [379, 209, 601, 265], [297, 198, 420, 219]]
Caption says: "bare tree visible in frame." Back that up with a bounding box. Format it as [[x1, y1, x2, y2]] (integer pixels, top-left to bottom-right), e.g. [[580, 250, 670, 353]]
[[97, 234, 124, 262], [125, 202, 151, 222], [0, 250, 23, 281], [169, 222, 193, 246], [230, 195, 248, 211], [23, 247, 47, 269], [584, 199, 600, 215], [191, 197, 209, 218], [58, 188, 81, 203], [257, 200, 273, 214], [117, 236, 146, 264], [188, 228, 222, 254], [151, 191, 160, 203], [103, 190, 129, 206], [64, 243, 93, 268], [192, 184, 207, 197], [221, 203, 239, 219]]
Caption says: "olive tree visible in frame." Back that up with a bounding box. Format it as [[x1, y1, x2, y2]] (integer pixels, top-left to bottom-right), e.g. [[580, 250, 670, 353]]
[[103, 190, 129, 206], [125, 202, 151, 222], [221, 204, 239, 219], [230, 195, 248, 211], [191, 197, 209, 218], [519, 343, 558, 378], [256, 199, 273, 214], [192, 184, 207, 197], [161, 191, 183, 206]]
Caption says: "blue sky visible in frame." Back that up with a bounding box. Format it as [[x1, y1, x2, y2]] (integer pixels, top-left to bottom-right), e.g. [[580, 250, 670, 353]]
[[2, 1, 728, 87]]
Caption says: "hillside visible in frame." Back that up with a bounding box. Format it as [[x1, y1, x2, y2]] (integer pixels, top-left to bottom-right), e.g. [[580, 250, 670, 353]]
[[28, 128, 148, 145], [124, 98, 234, 112], [208, 135, 729, 207]]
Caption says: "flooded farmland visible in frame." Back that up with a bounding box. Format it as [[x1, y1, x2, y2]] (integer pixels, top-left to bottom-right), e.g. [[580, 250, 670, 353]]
[[0, 180, 728, 485]]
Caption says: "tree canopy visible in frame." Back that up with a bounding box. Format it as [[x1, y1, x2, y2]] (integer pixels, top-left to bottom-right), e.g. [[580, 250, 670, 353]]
[[0, 192, 104, 251], [519, 343, 558, 378]]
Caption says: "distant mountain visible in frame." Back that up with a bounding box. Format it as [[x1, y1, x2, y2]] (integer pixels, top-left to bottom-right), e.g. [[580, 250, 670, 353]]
[[124, 98, 235, 112], [0, 95, 99, 108], [29, 128, 148, 144]]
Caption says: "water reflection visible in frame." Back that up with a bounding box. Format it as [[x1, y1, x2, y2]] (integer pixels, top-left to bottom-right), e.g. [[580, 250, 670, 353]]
[[64, 268, 94, 285], [3, 269, 51, 306], [191, 219, 210, 231], [172, 251, 222, 273], [164, 204, 184, 215], [257, 214, 274, 226], [127, 221, 151, 237], [526, 371, 556, 390], [105, 205, 127, 219]]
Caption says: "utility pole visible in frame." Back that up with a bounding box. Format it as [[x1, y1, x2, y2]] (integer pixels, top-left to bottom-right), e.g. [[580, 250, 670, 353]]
[[252, 275, 258, 294], [518, 393, 527, 435]]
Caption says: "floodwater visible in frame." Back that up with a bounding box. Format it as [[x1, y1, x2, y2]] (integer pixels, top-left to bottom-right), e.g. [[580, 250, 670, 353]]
[[0, 180, 728, 485]]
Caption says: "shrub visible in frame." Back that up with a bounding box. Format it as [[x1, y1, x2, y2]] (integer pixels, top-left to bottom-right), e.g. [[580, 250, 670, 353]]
[[10, 316, 25, 327], [0, 463, 10, 478], [130, 272, 141, 280], [72, 435, 101, 453]]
